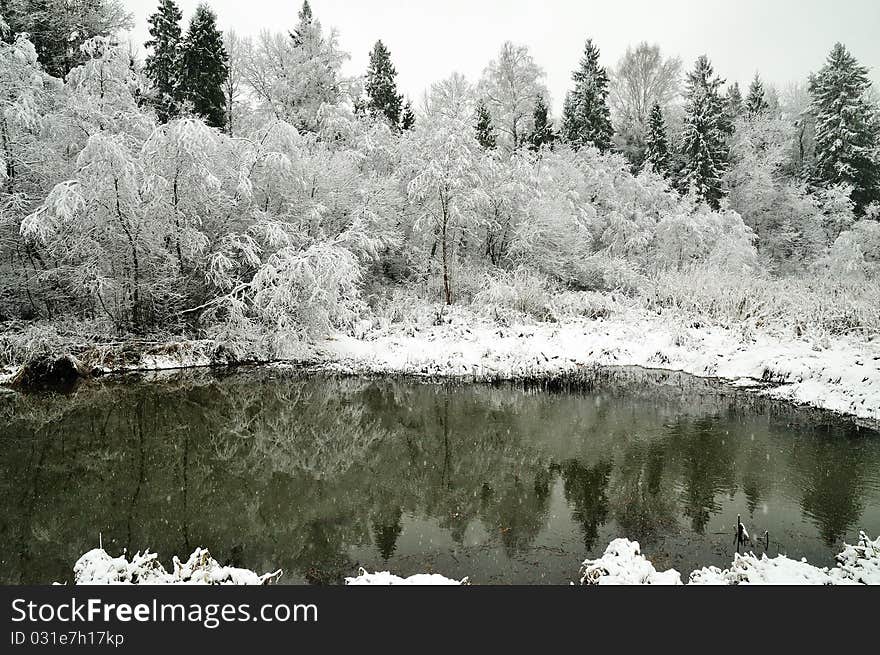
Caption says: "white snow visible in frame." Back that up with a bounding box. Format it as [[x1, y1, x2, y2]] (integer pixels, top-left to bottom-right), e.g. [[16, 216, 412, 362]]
[[578, 539, 683, 585], [344, 569, 467, 585], [319, 308, 880, 422], [72, 548, 282, 585], [69, 534, 880, 585], [581, 532, 880, 586]]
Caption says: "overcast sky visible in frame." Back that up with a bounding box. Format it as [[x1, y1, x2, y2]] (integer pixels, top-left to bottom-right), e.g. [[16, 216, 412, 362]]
[[123, 0, 880, 113]]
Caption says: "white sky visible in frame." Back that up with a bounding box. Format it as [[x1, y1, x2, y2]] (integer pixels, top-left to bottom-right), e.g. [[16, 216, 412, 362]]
[[123, 0, 880, 114]]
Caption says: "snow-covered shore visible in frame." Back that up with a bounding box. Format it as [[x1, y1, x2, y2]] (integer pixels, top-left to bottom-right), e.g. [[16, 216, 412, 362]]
[[580, 533, 880, 585], [2, 307, 877, 424], [320, 310, 880, 422], [69, 534, 880, 585]]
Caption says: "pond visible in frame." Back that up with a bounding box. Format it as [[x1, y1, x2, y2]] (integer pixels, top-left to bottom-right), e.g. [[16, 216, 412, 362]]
[[1, 367, 878, 584]]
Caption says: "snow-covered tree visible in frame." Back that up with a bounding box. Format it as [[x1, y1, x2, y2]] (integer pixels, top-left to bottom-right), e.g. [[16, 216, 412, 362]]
[[421, 72, 474, 123], [608, 42, 680, 165], [745, 73, 769, 117], [403, 115, 481, 304], [2, 0, 133, 78], [643, 103, 670, 176], [809, 42, 879, 211], [180, 3, 228, 129], [561, 39, 613, 152], [727, 82, 744, 117], [528, 96, 555, 151], [365, 40, 403, 129], [400, 99, 415, 130], [241, 25, 349, 132], [144, 0, 183, 123], [479, 41, 547, 152], [679, 55, 729, 208], [474, 100, 496, 150]]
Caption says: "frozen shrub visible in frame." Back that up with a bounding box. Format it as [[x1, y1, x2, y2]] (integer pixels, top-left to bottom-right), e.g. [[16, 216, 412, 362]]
[[473, 266, 554, 320]]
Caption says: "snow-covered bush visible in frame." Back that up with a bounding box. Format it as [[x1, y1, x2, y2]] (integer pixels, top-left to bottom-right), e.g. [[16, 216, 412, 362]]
[[472, 266, 554, 320]]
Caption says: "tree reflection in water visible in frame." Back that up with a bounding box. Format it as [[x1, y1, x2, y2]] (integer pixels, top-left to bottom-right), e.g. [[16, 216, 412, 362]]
[[0, 369, 878, 584]]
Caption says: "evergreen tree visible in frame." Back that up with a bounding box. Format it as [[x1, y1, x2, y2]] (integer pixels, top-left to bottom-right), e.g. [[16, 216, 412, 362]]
[[745, 73, 769, 116], [291, 0, 313, 45], [475, 100, 497, 150], [727, 82, 744, 117], [679, 55, 729, 208], [2, 0, 132, 77], [180, 3, 228, 129], [809, 42, 879, 211], [644, 103, 670, 177], [528, 96, 555, 150], [561, 39, 613, 152], [400, 99, 415, 131], [365, 40, 403, 128], [144, 0, 184, 123]]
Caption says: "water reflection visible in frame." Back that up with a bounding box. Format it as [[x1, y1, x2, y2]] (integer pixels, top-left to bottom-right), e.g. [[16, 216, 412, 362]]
[[0, 369, 878, 585]]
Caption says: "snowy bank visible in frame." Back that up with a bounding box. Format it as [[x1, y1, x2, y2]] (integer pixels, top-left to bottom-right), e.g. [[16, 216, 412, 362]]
[[344, 569, 467, 585], [72, 548, 282, 585], [320, 309, 880, 422], [580, 533, 880, 585]]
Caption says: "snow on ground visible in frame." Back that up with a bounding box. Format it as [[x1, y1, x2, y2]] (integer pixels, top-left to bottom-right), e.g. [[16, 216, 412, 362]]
[[320, 308, 880, 422], [344, 569, 467, 585], [581, 532, 880, 585], [72, 548, 282, 585]]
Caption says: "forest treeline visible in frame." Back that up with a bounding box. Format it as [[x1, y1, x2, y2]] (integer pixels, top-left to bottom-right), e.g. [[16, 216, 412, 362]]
[[0, 1, 878, 355]]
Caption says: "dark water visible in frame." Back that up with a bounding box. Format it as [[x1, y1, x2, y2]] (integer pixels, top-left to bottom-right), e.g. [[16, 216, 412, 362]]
[[1, 367, 878, 585]]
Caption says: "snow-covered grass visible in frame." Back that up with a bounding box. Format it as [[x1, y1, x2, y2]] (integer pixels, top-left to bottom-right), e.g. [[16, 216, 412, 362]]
[[72, 548, 282, 585], [581, 532, 880, 585], [320, 300, 880, 422]]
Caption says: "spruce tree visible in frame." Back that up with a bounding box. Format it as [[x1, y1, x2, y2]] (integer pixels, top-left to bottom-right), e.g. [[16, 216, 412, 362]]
[[810, 42, 879, 211], [144, 0, 184, 123], [679, 55, 729, 207], [561, 39, 613, 152], [400, 99, 416, 131], [745, 73, 769, 116], [180, 3, 228, 129], [644, 103, 670, 177], [475, 100, 497, 150], [528, 96, 555, 150], [365, 40, 403, 128], [291, 0, 312, 45], [727, 82, 744, 117]]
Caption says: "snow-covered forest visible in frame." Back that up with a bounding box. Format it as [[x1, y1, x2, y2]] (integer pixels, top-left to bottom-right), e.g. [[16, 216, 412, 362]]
[[0, 0, 878, 395]]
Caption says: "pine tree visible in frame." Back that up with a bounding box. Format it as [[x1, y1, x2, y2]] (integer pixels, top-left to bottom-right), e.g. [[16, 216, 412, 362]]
[[643, 103, 670, 177], [291, 0, 312, 45], [745, 73, 769, 116], [528, 96, 555, 150], [810, 42, 879, 211], [561, 39, 613, 152], [679, 56, 729, 208], [475, 100, 496, 150], [727, 82, 744, 117], [400, 99, 415, 131], [144, 0, 183, 123], [180, 3, 228, 129], [365, 40, 403, 128]]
